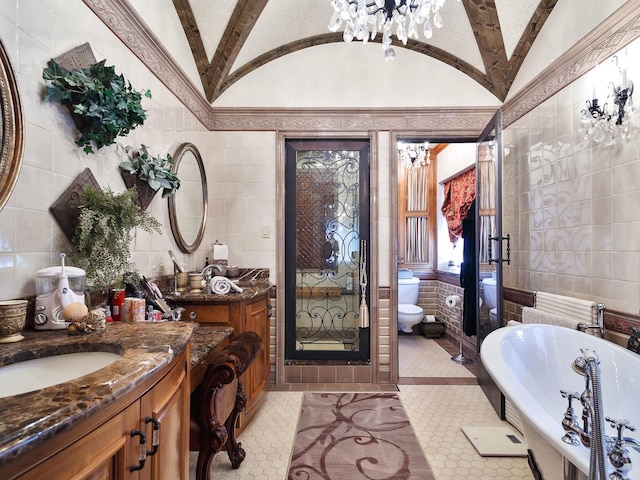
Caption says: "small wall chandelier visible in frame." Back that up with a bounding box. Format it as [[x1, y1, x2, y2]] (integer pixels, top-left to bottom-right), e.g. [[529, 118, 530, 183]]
[[580, 54, 634, 145], [328, 0, 453, 61], [399, 142, 430, 170]]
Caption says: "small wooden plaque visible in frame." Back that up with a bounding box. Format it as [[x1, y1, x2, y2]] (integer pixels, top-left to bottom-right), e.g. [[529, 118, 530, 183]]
[[50, 168, 100, 242]]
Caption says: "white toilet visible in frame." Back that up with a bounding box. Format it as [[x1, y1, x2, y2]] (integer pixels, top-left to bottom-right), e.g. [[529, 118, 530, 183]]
[[482, 277, 497, 323], [398, 273, 424, 333]]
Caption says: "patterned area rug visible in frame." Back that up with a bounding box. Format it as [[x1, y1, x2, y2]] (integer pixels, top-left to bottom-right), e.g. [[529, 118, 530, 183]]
[[287, 392, 433, 480]]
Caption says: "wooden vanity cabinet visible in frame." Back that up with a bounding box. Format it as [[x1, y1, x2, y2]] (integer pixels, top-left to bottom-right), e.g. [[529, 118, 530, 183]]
[[19, 402, 140, 480], [13, 347, 190, 480], [242, 296, 269, 428], [140, 347, 190, 480], [179, 292, 270, 430]]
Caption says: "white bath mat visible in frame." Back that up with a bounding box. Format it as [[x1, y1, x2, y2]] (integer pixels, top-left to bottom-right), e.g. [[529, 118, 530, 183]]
[[461, 425, 528, 457]]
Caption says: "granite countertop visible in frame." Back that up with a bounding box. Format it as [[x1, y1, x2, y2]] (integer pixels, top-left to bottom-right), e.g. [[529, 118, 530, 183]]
[[189, 323, 234, 368], [165, 279, 272, 303], [0, 321, 194, 466]]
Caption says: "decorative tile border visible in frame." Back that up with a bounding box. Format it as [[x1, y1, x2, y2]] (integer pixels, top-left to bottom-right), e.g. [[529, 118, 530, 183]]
[[503, 287, 640, 336], [202, 107, 496, 134], [504, 287, 534, 308]]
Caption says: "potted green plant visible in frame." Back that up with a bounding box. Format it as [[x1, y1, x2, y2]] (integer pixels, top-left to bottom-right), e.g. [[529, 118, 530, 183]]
[[119, 144, 181, 210], [42, 59, 151, 154], [70, 185, 162, 291]]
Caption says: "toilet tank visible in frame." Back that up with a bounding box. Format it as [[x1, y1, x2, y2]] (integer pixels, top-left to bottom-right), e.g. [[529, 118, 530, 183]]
[[398, 268, 413, 279], [482, 278, 497, 309], [398, 277, 420, 304]]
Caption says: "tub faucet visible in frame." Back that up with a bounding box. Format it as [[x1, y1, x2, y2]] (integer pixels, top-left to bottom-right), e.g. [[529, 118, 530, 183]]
[[606, 417, 639, 479], [577, 303, 606, 338], [569, 349, 608, 480], [563, 351, 640, 479], [560, 389, 582, 446]]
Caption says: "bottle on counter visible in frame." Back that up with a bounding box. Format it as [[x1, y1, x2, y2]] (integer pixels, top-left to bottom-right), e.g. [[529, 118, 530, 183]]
[[105, 305, 113, 323], [111, 288, 125, 321], [203, 257, 209, 270]]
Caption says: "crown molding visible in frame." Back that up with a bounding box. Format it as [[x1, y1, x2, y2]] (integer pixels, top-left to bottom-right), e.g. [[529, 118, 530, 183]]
[[201, 107, 496, 135], [83, 0, 211, 119]]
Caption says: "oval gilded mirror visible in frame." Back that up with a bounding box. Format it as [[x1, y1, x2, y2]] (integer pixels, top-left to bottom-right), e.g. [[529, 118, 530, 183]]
[[168, 143, 208, 253], [0, 39, 25, 211]]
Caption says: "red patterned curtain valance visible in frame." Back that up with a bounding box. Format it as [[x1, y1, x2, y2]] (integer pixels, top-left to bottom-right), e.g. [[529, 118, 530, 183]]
[[441, 168, 475, 243]]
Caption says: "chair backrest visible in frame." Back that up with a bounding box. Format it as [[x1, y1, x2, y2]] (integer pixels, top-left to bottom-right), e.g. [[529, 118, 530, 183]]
[[195, 331, 262, 441]]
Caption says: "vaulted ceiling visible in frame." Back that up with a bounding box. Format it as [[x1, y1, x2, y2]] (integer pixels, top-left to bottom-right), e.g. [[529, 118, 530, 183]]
[[170, 0, 558, 104]]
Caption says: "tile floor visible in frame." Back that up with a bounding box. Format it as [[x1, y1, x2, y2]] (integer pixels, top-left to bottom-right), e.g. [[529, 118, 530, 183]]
[[189, 335, 534, 480]]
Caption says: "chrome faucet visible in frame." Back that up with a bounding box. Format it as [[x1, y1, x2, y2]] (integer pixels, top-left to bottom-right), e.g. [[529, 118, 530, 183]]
[[606, 417, 639, 479], [201, 263, 226, 288], [560, 349, 640, 479], [578, 303, 606, 338]]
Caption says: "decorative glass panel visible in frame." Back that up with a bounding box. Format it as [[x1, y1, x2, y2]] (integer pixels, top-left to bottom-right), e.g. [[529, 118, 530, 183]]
[[285, 138, 370, 361]]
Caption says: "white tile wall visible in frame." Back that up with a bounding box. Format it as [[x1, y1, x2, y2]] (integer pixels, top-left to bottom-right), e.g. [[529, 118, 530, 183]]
[[503, 37, 640, 314], [0, 1, 286, 299]]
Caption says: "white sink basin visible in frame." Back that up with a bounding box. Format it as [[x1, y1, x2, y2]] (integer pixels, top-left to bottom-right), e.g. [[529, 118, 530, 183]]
[[0, 351, 122, 398]]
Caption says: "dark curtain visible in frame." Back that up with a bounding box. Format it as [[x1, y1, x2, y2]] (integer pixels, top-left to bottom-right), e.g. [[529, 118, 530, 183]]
[[460, 199, 476, 337]]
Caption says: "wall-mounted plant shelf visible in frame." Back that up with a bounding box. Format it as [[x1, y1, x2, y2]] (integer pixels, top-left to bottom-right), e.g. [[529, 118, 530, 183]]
[[54, 42, 96, 71], [120, 171, 158, 211], [43, 45, 150, 154]]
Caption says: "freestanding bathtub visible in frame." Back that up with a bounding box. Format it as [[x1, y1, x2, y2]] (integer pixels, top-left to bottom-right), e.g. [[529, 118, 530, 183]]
[[480, 323, 640, 480]]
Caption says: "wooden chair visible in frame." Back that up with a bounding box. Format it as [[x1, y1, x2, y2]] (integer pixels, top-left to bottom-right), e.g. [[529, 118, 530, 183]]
[[190, 331, 262, 480]]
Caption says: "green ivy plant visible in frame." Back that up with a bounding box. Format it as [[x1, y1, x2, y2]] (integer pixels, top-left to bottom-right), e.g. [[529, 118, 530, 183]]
[[43, 59, 151, 154], [70, 185, 162, 291], [119, 144, 181, 198]]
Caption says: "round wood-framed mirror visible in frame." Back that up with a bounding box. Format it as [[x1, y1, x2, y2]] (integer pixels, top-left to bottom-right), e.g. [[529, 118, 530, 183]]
[[0, 39, 25, 211], [168, 142, 208, 253]]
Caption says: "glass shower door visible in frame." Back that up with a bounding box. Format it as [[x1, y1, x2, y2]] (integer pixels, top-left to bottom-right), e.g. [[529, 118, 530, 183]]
[[475, 110, 505, 418], [284, 139, 370, 361]]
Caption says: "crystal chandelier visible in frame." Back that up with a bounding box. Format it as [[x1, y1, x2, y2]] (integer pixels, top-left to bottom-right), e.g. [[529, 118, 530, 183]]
[[580, 54, 634, 146], [328, 0, 452, 61], [399, 142, 430, 170]]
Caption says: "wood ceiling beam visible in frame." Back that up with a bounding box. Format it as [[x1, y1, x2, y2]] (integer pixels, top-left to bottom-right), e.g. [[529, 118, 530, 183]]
[[508, 0, 559, 85], [172, 0, 212, 99], [174, 0, 557, 104], [173, 0, 268, 102], [462, 0, 509, 101], [462, 0, 558, 102]]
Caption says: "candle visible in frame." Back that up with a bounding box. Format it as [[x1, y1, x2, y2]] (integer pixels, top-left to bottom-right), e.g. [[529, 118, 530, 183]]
[[590, 64, 600, 100]]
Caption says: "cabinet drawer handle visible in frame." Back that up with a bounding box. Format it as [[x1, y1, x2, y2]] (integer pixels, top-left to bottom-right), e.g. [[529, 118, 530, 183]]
[[129, 429, 147, 472], [145, 416, 160, 456], [189, 311, 197, 319]]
